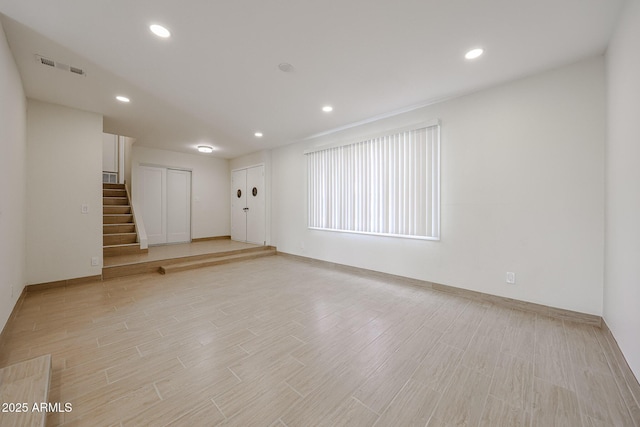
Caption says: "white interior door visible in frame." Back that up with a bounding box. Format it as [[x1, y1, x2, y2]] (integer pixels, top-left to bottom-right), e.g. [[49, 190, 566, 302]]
[[231, 169, 247, 242], [246, 165, 265, 245], [167, 169, 191, 244], [140, 166, 166, 245], [139, 166, 191, 245], [231, 165, 265, 244]]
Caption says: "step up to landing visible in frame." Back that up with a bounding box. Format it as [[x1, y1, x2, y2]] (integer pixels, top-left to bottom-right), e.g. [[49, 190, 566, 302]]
[[0, 354, 52, 427], [159, 247, 277, 274], [102, 246, 276, 279]]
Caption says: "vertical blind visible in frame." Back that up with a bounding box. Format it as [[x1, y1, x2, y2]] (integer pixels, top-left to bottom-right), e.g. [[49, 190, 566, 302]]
[[306, 123, 440, 239]]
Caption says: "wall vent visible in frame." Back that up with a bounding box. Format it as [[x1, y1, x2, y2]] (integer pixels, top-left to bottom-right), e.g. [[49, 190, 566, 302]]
[[69, 66, 85, 76], [39, 56, 55, 67], [35, 55, 86, 76]]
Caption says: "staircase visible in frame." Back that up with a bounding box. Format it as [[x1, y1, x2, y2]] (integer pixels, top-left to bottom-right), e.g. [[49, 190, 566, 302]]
[[103, 183, 146, 257]]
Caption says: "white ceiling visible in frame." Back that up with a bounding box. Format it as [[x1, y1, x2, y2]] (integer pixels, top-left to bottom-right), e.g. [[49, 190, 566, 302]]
[[0, 0, 625, 159]]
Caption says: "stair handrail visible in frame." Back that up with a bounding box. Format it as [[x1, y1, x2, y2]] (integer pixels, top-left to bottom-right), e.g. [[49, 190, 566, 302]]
[[125, 183, 148, 250]]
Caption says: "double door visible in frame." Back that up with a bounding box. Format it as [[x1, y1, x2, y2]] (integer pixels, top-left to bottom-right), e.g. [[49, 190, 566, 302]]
[[139, 166, 191, 245], [231, 165, 265, 244]]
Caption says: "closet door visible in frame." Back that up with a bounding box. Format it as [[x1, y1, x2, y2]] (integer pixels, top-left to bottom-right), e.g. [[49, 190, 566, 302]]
[[140, 166, 166, 245], [231, 169, 247, 242], [231, 165, 265, 244], [166, 169, 191, 244], [139, 166, 191, 245], [246, 165, 265, 245]]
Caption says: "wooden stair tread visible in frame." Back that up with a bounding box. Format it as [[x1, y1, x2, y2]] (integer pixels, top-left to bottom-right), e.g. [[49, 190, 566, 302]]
[[0, 354, 52, 427], [103, 232, 138, 246], [159, 248, 276, 274], [104, 208, 132, 214], [103, 244, 147, 257], [103, 243, 140, 249], [103, 226, 137, 234]]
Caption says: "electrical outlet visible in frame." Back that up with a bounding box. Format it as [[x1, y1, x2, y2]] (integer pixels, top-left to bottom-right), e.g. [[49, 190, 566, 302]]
[[506, 272, 516, 284], [81, 204, 89, 214], [91, 256, 99, 266]]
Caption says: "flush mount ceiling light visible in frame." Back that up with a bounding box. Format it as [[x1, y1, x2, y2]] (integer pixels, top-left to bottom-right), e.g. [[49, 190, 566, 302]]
[[116, 95, 130, 103], [254, 132, 263, 137], [278, 63, 294, 73], [197, 145, 214, 153], [322, 105, 333, 112], [465, 48, 484, 60], [150, 24, 171, 38]]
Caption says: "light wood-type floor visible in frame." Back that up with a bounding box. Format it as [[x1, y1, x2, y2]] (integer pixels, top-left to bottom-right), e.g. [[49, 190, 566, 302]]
[[0, 255, 637, 426]]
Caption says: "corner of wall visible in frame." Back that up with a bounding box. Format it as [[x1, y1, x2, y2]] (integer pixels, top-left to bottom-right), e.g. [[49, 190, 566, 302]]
[[25, 100, 103, 285], [0, 18, 27, 335], [604, 0, 640, 381]]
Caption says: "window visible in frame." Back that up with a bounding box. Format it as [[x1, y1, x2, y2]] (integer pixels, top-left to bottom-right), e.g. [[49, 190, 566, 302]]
[[306, 121, 440, 240]]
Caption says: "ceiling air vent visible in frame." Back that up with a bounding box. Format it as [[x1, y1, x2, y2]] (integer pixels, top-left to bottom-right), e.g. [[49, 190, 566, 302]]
[[35, 55, 86, 77], [69, 66, 85, 76], [39, 56, 55, 67]]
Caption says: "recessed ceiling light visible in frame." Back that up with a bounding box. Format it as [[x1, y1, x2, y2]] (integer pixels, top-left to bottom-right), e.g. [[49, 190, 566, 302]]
[[197, 145, 214, 153], [254, 132, 263, 137], [322, 106, 333, 113], [116, 96, 130, 103], [150, 24, 171, 38], [465, 48, 484, 60]]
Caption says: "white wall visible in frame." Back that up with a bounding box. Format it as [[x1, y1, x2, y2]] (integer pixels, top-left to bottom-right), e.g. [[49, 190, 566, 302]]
[[102, 132, 118, 173], [26, 100, 103, 284], [131, 146, 230, 239], [272, 57, 606, 316], [604, 0, 640, 380], [123, 136, 135, 188], [0, 21, 27, 332], [230, 150, 272, 245]]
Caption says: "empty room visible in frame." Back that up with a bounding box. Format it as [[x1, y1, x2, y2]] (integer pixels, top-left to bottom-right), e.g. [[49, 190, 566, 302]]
[[1, 0, 639, 426]]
